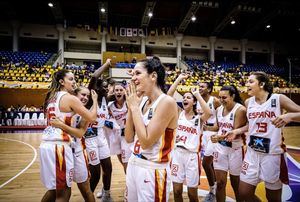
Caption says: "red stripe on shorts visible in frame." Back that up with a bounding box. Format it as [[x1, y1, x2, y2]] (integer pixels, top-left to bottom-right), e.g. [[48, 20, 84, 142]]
[[55, 145, 67, 190]]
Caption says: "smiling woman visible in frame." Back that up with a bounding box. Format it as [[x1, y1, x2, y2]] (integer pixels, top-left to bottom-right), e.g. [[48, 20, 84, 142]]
[[124, 56, 178, 201], [224, 71, 300, 202], [40, 69, 98, 202], [167, 72, 212, 202]]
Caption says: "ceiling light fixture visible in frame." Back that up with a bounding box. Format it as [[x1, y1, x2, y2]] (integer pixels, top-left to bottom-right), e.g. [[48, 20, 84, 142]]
[[266, 24, 271, 29], [148, 11, 153, 17], [100, 7, 105, 13], [191, 15, 196, 21], [48, 2, 54, 7], [231, 20, 236, 25]]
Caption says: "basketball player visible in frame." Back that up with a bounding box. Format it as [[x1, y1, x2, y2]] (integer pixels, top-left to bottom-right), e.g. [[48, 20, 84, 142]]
[[124, 57, 178, 202], [85, 59, 113, 201], [167, 73, 211, 202], [207, 85, 247, 202], [107, 82, 132, 173], [40, 70, 98, 202], [224, 72, 300, 201], [198, 81, 221, 202], [50, 86, 97, 202]]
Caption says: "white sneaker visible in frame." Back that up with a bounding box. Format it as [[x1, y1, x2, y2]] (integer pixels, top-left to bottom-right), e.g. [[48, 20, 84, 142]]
[[204, 192, 216, 202], [102, 190, 113, 202], [96, 188, 103, 198]]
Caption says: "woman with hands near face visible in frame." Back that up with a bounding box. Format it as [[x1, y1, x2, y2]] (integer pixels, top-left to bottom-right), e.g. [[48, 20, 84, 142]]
[[124, 57, 178, 202]]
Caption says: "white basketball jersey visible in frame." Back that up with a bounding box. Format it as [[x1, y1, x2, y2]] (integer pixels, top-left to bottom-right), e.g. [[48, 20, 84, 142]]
[[85, 96, 109, 138], [175, 111, 201, 152], [94, 97, 109, 128], [108, 101, 127, 129], [247, 94, 285, 154], [197, 96, 216, 125], [71, 114, 86, 153], [43, 91, 75, 142], [132, 94, 175, 163], [216, 103, 243, 149]]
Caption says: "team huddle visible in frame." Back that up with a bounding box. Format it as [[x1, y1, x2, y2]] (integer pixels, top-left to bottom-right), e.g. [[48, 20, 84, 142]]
[[39, 57, 300, 202]]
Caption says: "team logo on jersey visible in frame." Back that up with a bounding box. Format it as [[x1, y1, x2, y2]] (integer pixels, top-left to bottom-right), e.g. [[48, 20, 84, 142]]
[[171, 164, 179, 176], [89, 150, 97, 161], [271, 99, 276, 107], [241, 161, 249, 174], [248, 135, 270, 153], [148, 108, 153, 119], [230, 113, 234, 120]]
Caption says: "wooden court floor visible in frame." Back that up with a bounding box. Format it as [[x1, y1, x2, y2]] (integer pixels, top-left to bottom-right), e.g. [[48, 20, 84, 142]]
[[0, 126, 299, 202]]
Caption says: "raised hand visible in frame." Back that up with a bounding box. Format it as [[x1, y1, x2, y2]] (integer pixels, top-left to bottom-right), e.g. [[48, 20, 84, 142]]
[[125, 83, 143, 110], [126, 69, 134, 76], [105, 58, 112, 66], [178, 73, 189, 81], [91, 90, 98, 102], [191, 87, 200, 98]]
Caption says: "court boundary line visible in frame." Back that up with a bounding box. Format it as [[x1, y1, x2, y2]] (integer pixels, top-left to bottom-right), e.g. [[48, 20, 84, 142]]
[[0, 137, 37, 189], [287, 145, 300, 150], [286, 153, 300, 169]]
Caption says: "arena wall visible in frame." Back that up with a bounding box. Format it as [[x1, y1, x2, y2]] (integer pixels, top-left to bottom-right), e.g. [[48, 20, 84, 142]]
[[0, 23, 288, 57]]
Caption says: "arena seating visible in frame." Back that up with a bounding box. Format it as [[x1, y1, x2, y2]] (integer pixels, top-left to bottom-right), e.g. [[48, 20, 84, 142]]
[[0, 52, 299, 92], [115, 62, 136, 68], [0, 51, 53, 66]]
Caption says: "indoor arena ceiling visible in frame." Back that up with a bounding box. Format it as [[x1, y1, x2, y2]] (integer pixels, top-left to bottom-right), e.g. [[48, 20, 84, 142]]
[[0, 0, 299, 43]]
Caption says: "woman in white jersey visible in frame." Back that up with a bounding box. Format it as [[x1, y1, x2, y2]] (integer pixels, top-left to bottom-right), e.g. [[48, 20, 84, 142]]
[[198, 81, 221, 202], [125, 56, 178, 202], [224, 72, 300, 201], [50, 86, 96, 202], [107, 81, 132, 173], [40, 70, 97, 202], [206, 85, 247, 202], [167, 73, 211, 202], [85, 59, 114, 201]]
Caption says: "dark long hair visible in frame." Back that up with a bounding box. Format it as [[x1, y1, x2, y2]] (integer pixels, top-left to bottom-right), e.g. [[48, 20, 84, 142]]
[[44, 69, 70, 110], [203, 81, 214, 94], [139, 56, 166, 92], [220, 85, 244, 105], [87, 77, 108, 108], [251, 71, 273, 94], [183, 92, 198, 115]]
